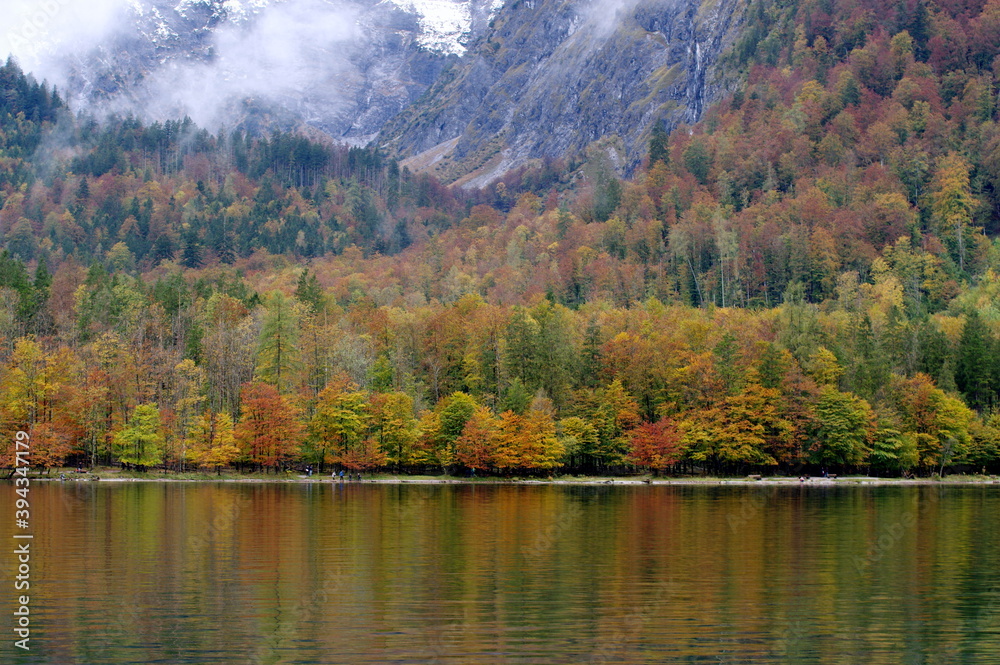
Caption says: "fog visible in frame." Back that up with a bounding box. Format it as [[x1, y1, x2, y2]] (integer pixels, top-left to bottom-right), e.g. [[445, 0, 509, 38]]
[[587, 0, 645, 37], [1, 0, 366, 132], [1, 0, 125, 74], [139, 0, 361, 130]]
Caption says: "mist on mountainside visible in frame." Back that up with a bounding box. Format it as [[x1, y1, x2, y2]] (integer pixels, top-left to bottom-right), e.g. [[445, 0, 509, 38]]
[[0, 0, 469, 142], [2, 0, 742, 181]]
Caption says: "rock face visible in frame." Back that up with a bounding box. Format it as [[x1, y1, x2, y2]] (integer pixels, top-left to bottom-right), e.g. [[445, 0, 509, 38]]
[[24, 0, 745, 182], [377, 0, 746, 186], [40, 0, 500, 144]]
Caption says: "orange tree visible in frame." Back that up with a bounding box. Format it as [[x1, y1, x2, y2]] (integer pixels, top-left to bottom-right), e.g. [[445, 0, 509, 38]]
[[235, 382, 304, 472]]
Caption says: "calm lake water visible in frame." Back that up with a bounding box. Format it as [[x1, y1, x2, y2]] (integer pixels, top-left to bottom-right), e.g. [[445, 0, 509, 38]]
[[3, 481, 1000, 664]]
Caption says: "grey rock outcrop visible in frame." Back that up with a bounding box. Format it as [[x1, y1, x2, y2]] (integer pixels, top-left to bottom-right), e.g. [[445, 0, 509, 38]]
[[40, 0, 494, 144], [378, 0, 746, 186], [26, 0, 746, 183]]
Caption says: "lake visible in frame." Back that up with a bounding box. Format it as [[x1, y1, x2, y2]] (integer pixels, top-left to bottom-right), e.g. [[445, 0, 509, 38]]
[[3, 481, 999, 663]]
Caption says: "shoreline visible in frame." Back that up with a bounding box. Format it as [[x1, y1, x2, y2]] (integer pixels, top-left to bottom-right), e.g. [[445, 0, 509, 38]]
[[20, 472, 1000, 487]]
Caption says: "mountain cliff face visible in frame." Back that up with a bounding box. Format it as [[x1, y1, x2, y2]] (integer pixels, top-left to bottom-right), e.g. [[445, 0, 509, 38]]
[[18, 0, 745, 182], [36, 0, 501, 144], [377, 0, 746, 186]]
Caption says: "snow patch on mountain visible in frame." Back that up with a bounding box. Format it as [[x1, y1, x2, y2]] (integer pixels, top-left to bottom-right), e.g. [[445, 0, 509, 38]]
[[173, 0, 275, 22], [3, 0, 508, 148], [220, 0, 276, 21], [387, 0, 504, 56], [388, 0, 471, 55], [150, 7, 180, 41]]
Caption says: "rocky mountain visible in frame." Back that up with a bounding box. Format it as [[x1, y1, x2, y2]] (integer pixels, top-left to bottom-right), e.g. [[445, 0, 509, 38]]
[[14, 0, 745, 182], [25, 0, 501, 144], [378, 0, 747, 186]]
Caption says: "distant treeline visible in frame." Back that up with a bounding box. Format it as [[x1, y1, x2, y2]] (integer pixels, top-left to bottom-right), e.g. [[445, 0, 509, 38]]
[[1, 260, 998, 476]]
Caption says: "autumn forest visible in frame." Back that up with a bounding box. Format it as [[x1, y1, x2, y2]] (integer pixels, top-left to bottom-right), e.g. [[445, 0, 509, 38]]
[[4, 0, 1000, 476]]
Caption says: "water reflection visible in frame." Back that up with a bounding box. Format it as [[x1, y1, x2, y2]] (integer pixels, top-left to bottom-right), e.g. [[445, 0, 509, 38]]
[[2, 482, 998, 663]]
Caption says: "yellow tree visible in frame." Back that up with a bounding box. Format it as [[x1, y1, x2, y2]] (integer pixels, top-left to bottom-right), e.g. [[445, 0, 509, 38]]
[[369, 391, 418, 468], [890, 374, 974, 473], [493, 409, 564, 471], [805, 347, 844, 386], [2, 338, 55, 427], [172, 358, 206, 471], [521, 409, 565, 470], [930, 152, 978, 272], [412, 410, 448, 467], [309, 378, 371, 470], [0, 339, 81, 471], [575, 380, 641, 468], [683, 385, 793, 472], [112, 404, 164, 470], [186, 411, 239, 474]]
